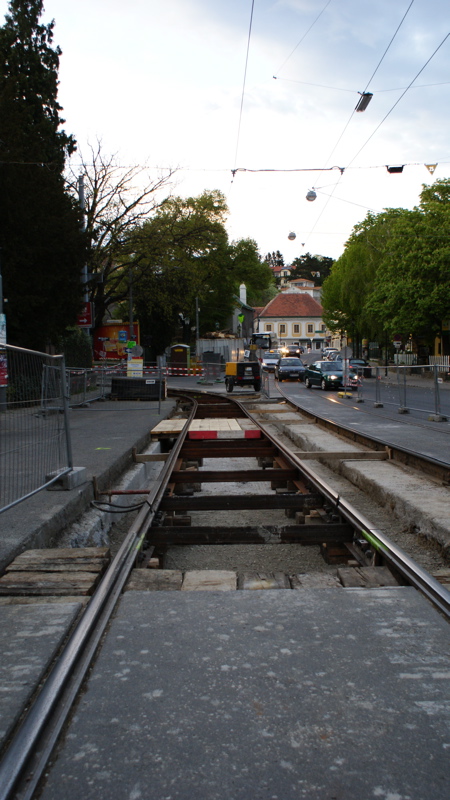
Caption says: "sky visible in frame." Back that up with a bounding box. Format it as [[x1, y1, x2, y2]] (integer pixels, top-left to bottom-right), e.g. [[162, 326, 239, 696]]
[[2, 0, 450, 262]]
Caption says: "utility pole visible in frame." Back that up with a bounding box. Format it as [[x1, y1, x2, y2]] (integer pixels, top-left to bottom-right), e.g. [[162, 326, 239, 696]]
[[78, 175, 89, 303], [195, 296, 199, 359], [129, 267, 134, 340]]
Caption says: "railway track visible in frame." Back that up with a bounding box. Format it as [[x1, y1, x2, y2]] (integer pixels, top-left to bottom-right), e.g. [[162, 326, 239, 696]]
[[1, 389, 449, 800]]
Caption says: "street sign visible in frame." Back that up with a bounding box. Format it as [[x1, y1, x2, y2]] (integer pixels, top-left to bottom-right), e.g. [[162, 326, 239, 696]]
[[77, 302, 93, 327]]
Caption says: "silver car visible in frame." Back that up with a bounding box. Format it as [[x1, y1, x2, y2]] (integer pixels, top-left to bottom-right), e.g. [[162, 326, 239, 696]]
[[261, 351, 281, 372]]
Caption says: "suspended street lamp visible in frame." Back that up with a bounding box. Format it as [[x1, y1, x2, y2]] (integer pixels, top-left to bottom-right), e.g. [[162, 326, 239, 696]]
[[355, 92, 373, 112], [306, 189, 317, 202]]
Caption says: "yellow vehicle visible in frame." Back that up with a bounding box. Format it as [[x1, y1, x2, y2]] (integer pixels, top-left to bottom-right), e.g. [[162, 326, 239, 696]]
[[225, 361, 261, 392]]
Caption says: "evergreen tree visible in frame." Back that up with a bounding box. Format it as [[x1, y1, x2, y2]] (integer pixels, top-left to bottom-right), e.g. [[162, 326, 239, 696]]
[[0, 0, 85, 349], [290, 252, 334, 285]]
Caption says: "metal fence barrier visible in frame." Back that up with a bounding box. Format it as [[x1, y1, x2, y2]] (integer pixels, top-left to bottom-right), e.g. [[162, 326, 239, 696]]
[[352, 364, 450, 421], [0, 344, 74, 514]]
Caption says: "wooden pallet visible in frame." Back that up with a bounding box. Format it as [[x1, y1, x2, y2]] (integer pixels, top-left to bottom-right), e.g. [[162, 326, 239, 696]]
[[0, 547, 110, 597]]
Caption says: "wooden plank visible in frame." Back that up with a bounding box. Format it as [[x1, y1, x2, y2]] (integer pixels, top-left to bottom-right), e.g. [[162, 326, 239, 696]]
[[293, 451, 388, 461], [169, 468, 297, 484], [125, 570, 183, 591], [6, 548, 110, 573], [180, 445, 277, 459], [432, 569, 450, 585], [151, 420, 187, 435], [0, 571, 101, 596], [238, 572, 290, 590], [337, 566, 399, 588], [181, 438, 271, 450], [147, 523, 354, 545], [181, 570, 237, 591], [0, 596, 89, 605], [189, 419, 242, 431], [6, 560, 106, 573], [160, 494, 318, 512]]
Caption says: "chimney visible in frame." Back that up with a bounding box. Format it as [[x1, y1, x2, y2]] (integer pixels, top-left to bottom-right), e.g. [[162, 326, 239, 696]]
[[239, 283, 247, 305]]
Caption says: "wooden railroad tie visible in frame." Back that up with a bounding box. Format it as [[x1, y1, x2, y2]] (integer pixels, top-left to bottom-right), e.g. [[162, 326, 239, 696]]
[[0, 547, 110, 598]]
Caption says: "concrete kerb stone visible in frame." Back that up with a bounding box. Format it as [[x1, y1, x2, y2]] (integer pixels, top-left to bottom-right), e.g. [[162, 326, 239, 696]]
[[279, 421, 450, 554], [60, 440, 167, 549]]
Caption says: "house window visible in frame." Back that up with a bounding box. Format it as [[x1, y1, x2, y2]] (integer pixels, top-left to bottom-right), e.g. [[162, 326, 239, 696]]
[[279, 323, 286, 335], [307, 323, 314, 334], [321, 324, 326, 332], [264, 323, 272, 332], [293, 324, 300, 335]]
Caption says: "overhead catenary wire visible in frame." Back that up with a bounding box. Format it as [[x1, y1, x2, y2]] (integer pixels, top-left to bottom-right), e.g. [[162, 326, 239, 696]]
[[312, 0, 415, 187], [274, 0, 333, 77], [346, 31, 450, 169], [361, 0, 415, 93], [273, 78, 450, 93], [232, 0, 255, 177]]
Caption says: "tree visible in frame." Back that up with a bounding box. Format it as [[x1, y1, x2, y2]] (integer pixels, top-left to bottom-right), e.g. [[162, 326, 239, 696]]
[[290, 252, 334, 286], [67, 141, 177, 329], [128, 192, 273, 356], [321, 180, 450, 354], [264, 251, 285, 269], [0, 0, 85, 349]]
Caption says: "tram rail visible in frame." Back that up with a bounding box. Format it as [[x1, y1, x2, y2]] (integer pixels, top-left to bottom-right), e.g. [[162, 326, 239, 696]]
[[0, 388, 449, 800]]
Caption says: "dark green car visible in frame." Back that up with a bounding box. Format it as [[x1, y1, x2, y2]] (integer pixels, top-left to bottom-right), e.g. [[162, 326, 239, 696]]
[[304, 360, 346, 390]]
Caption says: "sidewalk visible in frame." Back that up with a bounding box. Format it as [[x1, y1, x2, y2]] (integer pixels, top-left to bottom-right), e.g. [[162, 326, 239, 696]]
[[0, 398, 175, 572]]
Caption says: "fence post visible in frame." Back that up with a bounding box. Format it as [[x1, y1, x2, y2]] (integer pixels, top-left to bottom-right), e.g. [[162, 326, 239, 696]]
[[59, 356, 74, 471], [397, 366, 409, 413], [374, 366, 383, 407]]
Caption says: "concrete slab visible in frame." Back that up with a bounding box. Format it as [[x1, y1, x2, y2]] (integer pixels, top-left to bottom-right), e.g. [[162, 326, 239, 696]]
[[181, 569, 237, 591], [40, 588, 450, 800], [0, 602, 82, 747]]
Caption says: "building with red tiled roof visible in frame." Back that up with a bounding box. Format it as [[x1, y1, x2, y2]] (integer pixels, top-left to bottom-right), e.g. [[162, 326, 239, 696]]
[[270, 264, 292, 286], [255, 288, 327, 352]]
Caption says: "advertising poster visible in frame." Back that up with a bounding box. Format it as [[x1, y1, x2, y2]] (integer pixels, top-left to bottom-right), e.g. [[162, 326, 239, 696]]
[[93, 323, 140, 361]]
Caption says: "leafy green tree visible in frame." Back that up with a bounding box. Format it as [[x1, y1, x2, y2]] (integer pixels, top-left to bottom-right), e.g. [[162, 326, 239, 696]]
[[322, 181, 450, 353], [127, 192, 272, 355], [367, 186, 450, 342], [0, 0, 85, 349]]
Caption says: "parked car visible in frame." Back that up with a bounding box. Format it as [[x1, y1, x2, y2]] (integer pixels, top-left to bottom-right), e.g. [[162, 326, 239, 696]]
[[275, 357, 305, 382], [304, 361, 358, 390], [261, 351, 281, 371], [322, 347, 339, 360], [334, 356, 372, 378]]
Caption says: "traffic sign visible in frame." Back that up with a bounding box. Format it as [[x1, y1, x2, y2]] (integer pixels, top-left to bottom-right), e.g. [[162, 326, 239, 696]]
[[77, 302, 93, 327]]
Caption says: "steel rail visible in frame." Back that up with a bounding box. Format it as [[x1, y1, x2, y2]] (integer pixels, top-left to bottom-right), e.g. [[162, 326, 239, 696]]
[[1, 389, 449, 799], [0, 395, 198, 800], [276, 385, 450, 480], [232, 396, 450, 619]]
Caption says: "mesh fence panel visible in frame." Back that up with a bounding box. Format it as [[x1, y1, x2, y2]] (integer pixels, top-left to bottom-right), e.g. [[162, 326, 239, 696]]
[[0, 345, 72, 513]]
